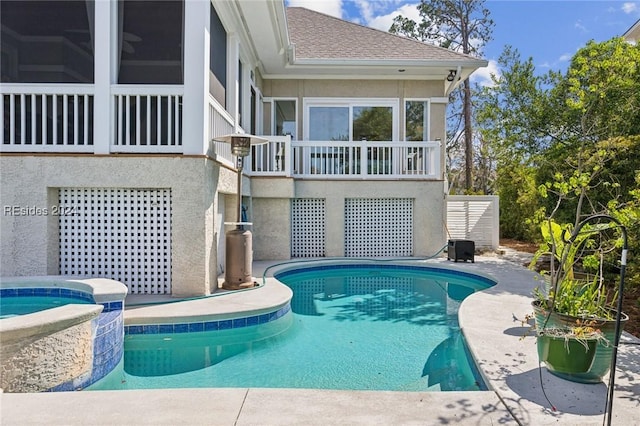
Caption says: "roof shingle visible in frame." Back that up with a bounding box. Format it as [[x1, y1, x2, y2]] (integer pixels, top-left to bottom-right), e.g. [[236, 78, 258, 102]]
[[286, 7, 477, 62]]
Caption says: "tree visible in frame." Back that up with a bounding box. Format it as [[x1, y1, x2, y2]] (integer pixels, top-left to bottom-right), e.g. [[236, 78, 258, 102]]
[[390, 0, 494, 192], [475, 39, 640, 290], [474, 46, 550, 239]]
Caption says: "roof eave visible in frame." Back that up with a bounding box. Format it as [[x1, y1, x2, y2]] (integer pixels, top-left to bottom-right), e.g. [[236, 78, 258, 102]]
[[291, 58, 488, 69]]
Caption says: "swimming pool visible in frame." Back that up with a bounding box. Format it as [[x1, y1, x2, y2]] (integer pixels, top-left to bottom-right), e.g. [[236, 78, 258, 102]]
[[91, 263, 494, 392]]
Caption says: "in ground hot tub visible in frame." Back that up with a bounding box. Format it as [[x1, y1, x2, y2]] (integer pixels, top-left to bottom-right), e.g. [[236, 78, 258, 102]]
[[0, 276, 128, 392]]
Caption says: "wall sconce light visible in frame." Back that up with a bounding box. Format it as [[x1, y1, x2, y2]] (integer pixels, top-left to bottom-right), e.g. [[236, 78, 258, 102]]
[[446, 69, 457, 82]]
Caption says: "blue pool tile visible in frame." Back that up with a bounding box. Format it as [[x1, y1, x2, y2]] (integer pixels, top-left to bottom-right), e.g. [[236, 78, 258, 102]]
[[101, 301, 123, 312], [258, 313, 270, 324], [218, 319, 233, 330], [232, 318, 246, 328], [204, 321, 219, 331], [246, 315, 260, 326], [173, 323, 189, 333], [143, 324, 160, 334], [127, 325, 144, 335], [159, 324, 174, 334], [188, 323, 204, 332]]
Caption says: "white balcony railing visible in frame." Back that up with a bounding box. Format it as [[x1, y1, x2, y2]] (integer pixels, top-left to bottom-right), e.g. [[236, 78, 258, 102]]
[[208, 95, 236, 166], [2, 85, 441, 180], [111, 85, 183, 153], [1, 84, 94, 152], [249, 139, 441, 180], [249, 135, 291, 177]]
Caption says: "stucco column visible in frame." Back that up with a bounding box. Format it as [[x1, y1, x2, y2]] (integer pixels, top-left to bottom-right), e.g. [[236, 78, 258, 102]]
[[324, 195, 344, 257]]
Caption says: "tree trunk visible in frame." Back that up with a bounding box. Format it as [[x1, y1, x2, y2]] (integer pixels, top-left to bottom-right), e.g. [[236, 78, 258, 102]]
[[463, 78, 473, 190]]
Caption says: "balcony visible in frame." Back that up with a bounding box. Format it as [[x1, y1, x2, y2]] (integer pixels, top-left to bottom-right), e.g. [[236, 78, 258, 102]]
[[249, 137, 441, 180], [2, 86, 441, 180], [1, 84, 183, 154]]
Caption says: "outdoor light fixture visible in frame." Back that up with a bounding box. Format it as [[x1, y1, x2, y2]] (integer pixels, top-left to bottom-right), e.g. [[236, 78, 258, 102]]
[[446, 69, 457, 82], [214, 133, 268, 290]]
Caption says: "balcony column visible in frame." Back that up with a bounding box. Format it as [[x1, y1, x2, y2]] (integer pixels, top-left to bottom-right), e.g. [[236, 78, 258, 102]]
[[182, 0, 210, 155], [227, 35, 240, 131], [92, 0, 115, 154]]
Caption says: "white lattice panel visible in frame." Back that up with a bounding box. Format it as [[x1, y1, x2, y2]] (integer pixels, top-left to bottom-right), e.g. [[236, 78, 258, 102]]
[[59, 188, 172, 294], [344, 198, 413, 257], [291, 199, 325, 258]]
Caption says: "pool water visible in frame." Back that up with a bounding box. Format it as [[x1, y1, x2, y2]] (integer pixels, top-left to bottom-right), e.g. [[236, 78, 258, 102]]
[[0, 296, 92, 319], [91, 265, 492, 392]]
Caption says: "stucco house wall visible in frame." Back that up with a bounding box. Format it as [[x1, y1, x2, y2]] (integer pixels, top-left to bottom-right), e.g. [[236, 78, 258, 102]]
[[0, 156, 236, 296]]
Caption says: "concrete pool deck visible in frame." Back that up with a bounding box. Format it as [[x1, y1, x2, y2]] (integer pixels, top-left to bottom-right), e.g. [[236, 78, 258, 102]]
[[2, 253, 639, 425]]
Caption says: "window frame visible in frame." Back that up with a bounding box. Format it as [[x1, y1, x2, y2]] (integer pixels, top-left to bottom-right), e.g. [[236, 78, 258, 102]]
[[268, 97, 298, 139], [303, 98, 399, 142], [404, 98, 431, 142]]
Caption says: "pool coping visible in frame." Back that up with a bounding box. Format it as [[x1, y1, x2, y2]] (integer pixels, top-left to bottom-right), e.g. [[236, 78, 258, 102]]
[[2, 255, 639, 425]]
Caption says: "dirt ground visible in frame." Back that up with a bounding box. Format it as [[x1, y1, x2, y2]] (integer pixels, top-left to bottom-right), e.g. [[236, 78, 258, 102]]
[[500, 238, 640, 339]]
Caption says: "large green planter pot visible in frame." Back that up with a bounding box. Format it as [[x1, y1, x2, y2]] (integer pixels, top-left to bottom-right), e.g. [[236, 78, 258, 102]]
[[537, 333, 598, 375], [532, 300, 628, 384]]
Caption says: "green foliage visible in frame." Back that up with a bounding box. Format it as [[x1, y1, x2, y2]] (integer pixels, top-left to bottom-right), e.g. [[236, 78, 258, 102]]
[[562, 39, 640, 139], [539, 278, 616, 321], [496, 163, 539, 240], [529, 218, 621, 321], [474, 40, 640, 295]]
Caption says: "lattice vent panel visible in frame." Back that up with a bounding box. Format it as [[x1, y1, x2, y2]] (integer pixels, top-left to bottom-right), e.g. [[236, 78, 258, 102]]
[[59, 188, 172, 294], [291, 199, 325, 258], [344, 198, 413, 257]]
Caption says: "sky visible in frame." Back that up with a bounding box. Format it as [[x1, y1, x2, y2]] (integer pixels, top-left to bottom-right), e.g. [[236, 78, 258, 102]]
[[285, 0, 640, 85]]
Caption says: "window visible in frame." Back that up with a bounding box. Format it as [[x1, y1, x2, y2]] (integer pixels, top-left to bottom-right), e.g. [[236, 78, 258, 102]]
[[273, 99, 297, 139], [117, 0, 184, 84], [304, 99, 398, 175], [1, 0, 95, 83], [353, 106, 392, 141], [305, 99, 397, 142], [309, 107, 348, 141], [209, 5, 227, 106], [405, 100, 429, 141]]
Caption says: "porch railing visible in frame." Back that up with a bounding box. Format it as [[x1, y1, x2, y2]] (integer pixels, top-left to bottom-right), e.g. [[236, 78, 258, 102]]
[[208, 95, 236, 166], [1, 84, 94, 152], [249, 139, 441, 179], [111, 85, 183, 153]]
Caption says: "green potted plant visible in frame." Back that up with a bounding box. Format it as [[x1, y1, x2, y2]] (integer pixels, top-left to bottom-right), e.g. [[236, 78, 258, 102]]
[[528, 217, 628, 383], [536, 325, 606, 376]]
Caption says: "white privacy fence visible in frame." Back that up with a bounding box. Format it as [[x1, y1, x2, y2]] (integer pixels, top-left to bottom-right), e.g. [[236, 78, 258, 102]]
[[446, 195, 499, 249]]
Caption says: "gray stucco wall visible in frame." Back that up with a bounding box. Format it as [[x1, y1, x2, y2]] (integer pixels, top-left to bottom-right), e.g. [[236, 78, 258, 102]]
[[0, 155, 235, 296], [251, 179, 447, 259]]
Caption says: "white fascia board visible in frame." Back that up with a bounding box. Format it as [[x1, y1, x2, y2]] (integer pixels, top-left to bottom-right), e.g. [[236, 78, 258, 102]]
[[269, 0, 290, 55], [290, 58, 488, 69]]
